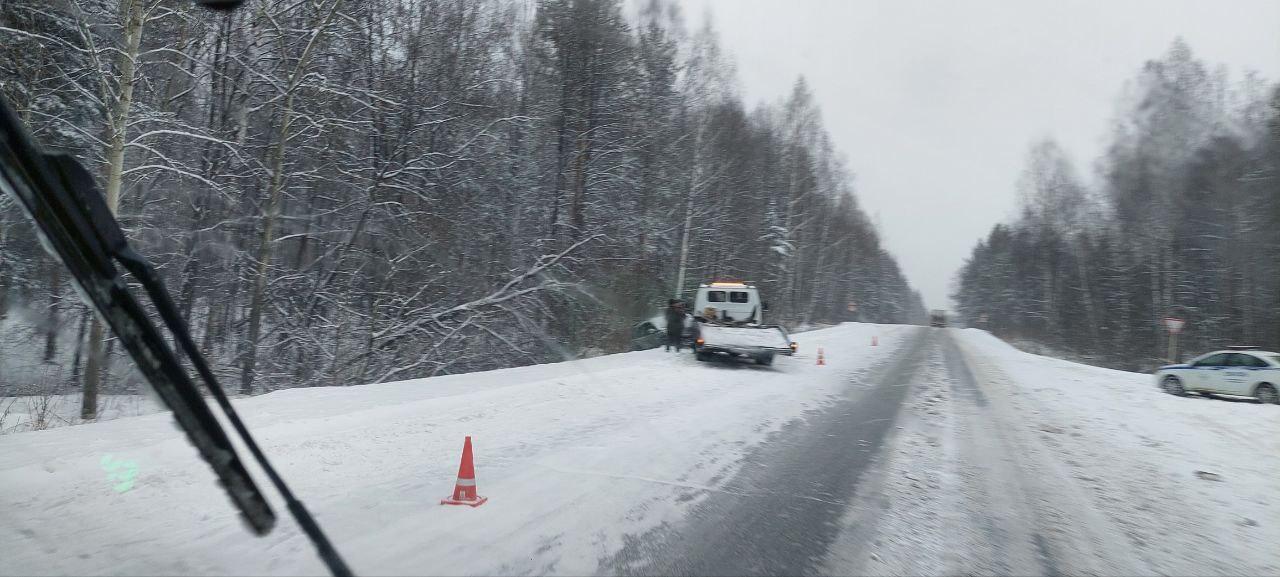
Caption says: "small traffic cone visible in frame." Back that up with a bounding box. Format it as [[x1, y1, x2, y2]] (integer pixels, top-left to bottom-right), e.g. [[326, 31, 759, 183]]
[[871, 336, 878, 346], [816, 347, 826, 366], [441, 436, 487, 507]]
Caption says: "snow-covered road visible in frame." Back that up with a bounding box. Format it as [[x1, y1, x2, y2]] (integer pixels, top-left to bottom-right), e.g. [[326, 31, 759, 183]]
[[2, 324, 1277, 576], [825, 329, 1279, 576]]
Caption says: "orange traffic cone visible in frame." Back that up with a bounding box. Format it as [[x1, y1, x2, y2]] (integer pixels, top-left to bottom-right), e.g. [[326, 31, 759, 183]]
[[816, 347, 826, 366], [871, 336, 878, 346], [441, 436, 487, 507]]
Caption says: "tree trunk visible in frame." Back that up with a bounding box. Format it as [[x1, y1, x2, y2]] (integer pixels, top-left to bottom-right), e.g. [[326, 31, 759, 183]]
[[240, 92, 293, 394], [240, 0, 341, 394], [43, 264, 61, 363], [803, 213, 832, 325], [1075, 238, 1100, 349], [83, 0, 147, 419], [568, 130, 590, 240], [71, 308, 89, 382], [82, 320, 106, 419], [176, 214, 203, 324], [674, 128, 701, 299]]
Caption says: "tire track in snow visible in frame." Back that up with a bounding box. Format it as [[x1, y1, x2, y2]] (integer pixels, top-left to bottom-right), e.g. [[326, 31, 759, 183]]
[[607, 327, 930, 576]]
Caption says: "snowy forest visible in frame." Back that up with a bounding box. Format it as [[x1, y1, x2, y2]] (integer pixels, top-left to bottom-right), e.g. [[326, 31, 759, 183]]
[[953, 40, 1280, 371], [0, 0, 926, 415]]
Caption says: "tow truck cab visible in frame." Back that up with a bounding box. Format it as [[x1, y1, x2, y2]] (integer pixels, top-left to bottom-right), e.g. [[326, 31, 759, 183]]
[[690, 281, 793, 365], [693, 281, 765, 324]]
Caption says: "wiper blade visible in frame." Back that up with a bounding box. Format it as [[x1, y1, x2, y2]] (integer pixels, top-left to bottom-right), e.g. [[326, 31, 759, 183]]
[[0, 96, 352, 576]]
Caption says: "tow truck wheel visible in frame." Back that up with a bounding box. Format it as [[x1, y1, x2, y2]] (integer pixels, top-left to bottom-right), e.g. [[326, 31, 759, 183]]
[[696, 351, 711, 362], [756, 353, 774, 366]]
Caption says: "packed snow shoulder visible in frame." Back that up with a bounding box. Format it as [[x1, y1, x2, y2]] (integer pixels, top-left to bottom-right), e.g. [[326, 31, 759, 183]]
[[0, 323, 907, 576]]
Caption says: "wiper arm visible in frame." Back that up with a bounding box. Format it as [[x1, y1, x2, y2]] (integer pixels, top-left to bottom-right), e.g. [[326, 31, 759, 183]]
[[0, 96, 352, 576]]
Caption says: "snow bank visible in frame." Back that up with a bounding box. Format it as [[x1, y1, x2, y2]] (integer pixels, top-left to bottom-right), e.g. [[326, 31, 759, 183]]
[[955, 328, 1280, 576], [0, 323, 908, 576], [0, 394, 163, 435]]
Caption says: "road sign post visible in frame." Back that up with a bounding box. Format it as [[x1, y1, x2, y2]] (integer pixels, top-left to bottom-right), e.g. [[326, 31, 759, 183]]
[[1163, 317, 1185, 363]]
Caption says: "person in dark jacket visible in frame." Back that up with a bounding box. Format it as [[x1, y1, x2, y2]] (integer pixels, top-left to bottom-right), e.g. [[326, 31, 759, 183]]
[[663, 299, 686, 352]]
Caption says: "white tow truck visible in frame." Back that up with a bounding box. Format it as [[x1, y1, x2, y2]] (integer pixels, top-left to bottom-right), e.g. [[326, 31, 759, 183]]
[[690, 281, 796, 366]]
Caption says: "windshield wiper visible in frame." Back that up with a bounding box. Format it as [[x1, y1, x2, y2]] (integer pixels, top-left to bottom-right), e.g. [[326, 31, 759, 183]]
[[0, 97, 352, 576]]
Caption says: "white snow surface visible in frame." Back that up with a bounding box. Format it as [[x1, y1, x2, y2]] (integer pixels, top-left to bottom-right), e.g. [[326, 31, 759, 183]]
[[838, 328, 1280, 576], [0, 394, 163, 435], [0, 323, 906, 576], [5, 324, 1277, 576], [951, 329, 1280, 575]]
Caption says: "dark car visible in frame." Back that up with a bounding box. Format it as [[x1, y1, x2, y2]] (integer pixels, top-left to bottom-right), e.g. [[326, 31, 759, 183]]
[[631, 311, 696, 351], [630, 321, 666, 350]]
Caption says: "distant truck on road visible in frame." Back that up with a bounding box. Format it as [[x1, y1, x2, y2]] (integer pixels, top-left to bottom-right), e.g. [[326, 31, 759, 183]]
[[690, 281, 796, 366], [930, 310, 948, 328]]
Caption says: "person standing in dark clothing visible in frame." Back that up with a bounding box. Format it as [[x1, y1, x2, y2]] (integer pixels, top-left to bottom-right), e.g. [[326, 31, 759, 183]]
[[663, 299, 686, 352]]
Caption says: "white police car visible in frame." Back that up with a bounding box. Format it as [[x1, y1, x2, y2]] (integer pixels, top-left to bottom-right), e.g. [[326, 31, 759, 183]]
[[1155, 347, 1280, 404]]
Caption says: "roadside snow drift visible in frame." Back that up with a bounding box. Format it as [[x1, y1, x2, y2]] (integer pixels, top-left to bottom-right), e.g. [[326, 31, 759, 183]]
[[817, 328, 1279, 577], [0, 323, 909, 576], [953, 329, 1280, 576]]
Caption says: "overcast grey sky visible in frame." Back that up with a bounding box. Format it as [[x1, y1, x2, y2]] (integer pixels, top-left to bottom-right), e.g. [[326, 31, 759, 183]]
[[689, 0, 1280, 310]]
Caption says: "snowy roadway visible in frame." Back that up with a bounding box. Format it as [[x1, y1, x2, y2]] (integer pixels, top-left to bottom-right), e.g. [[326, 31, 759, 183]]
[[2, 324, 1277, 575]]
